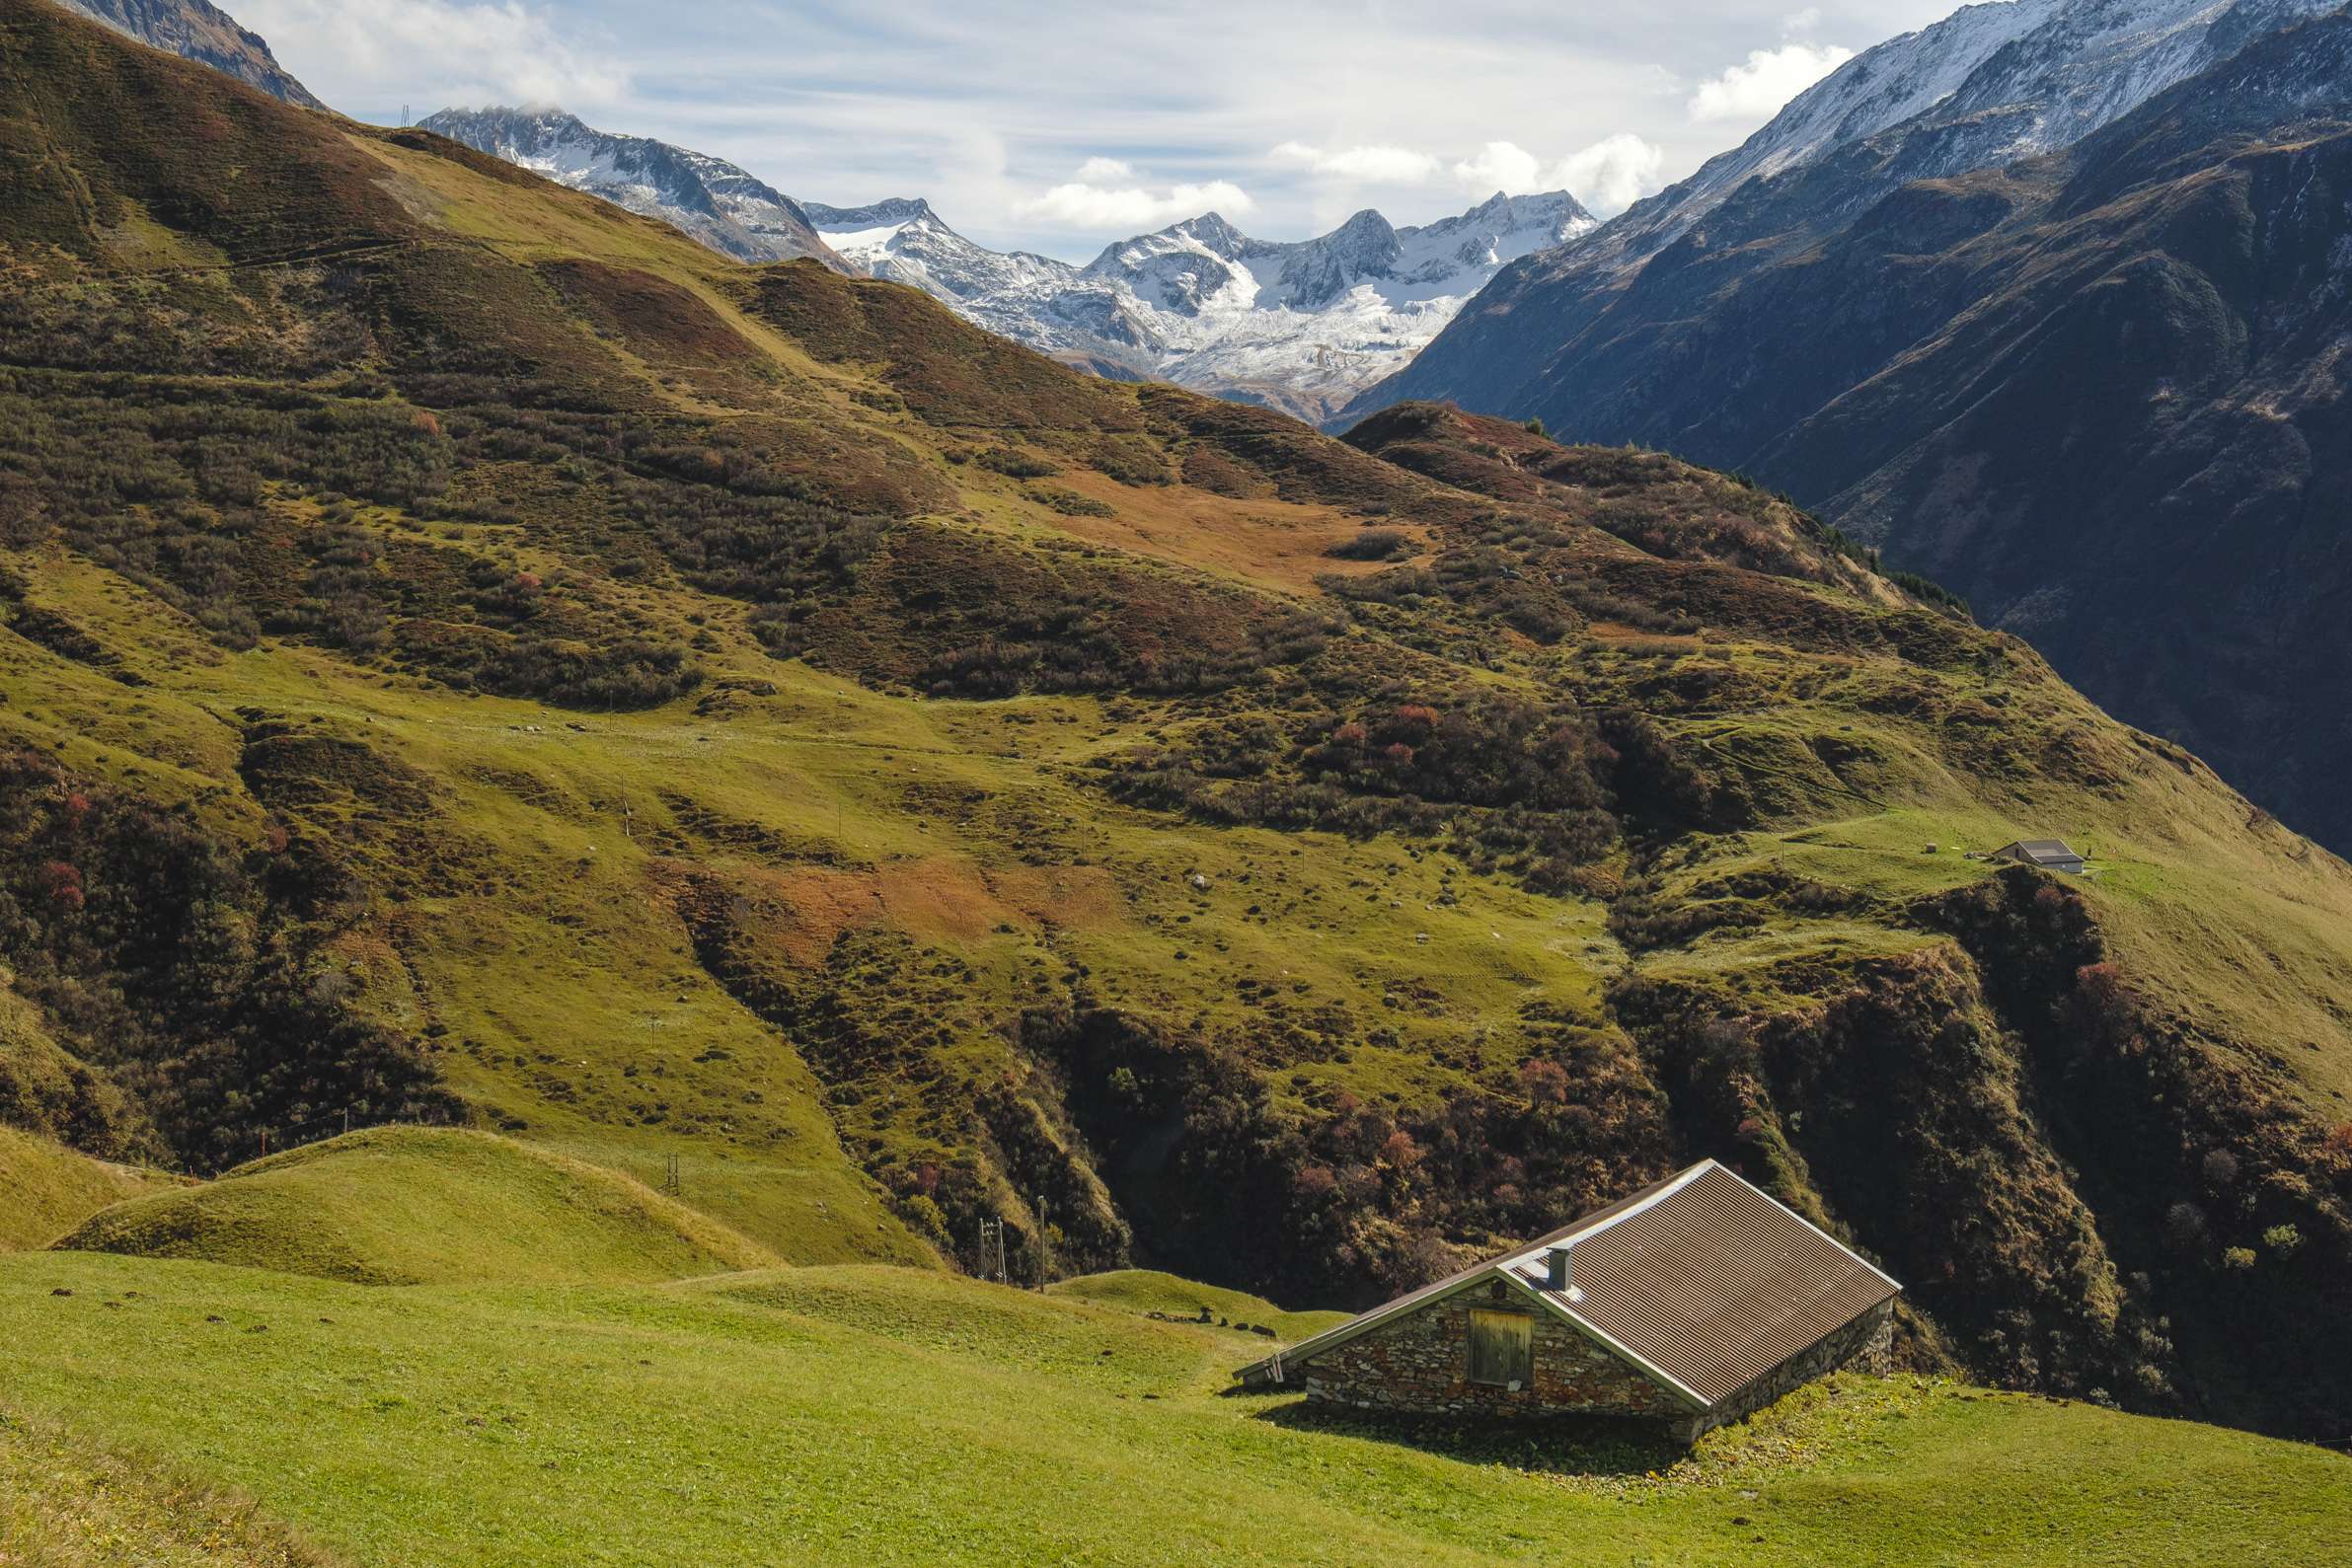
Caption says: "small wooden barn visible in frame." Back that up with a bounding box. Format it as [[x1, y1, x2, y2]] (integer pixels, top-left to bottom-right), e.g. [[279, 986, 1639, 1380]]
[[1235, 1160, 1899, 1443], [1991, 839, 2086, 874]]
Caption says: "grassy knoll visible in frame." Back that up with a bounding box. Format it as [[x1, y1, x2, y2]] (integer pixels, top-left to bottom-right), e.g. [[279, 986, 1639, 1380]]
[[0, 1125, 180, 1253], [1047, 1267, 1352, 1339], [53, 1127, 781, 1286], [2, 1250, 2344, 1567]]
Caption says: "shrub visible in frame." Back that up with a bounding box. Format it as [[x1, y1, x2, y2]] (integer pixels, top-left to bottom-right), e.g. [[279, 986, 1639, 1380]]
[[1324, 527, 1410, 561], [1027, 485, 1115, 518], [1090, 436, 1171, 486], [976, 446, 1059, 479]]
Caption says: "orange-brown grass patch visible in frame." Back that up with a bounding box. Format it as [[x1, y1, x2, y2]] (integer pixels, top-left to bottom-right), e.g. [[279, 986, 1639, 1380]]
[[1024, 471, 1428, 597], [706, 857, 1029, 963], [1586, 622, 1705, 647], [986, 863, 1126, 931]]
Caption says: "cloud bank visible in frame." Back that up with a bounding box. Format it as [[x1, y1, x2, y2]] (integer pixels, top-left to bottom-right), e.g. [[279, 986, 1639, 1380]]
[[1453, 134, 1665, 215], [1688, 42, 1856, 123], [1017, 164, 1255, 230]]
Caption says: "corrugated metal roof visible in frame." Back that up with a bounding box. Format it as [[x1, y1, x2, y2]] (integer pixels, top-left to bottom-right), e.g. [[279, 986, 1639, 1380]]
[[1239, 1160, 1899, 1408], [1502, 1162, 1900, 1405], [1997, 839, 2083, 864]]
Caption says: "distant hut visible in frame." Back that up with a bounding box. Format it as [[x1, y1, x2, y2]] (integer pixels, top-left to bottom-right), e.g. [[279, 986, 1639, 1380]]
[[1235, 1160, 1900, 1444], [1990, 839, 2086, 875]]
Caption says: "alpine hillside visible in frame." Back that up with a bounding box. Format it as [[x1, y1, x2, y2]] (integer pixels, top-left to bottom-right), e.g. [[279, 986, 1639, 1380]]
[[5, 0, 2352, 1462], [1338, 0, 2352, 857]]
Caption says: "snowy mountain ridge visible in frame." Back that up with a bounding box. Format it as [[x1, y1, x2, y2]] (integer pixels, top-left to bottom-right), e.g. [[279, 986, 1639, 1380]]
[[1492, 0, 2340, 287], [416, 104, 1592, 420], [1343, 0, 2345, 426], [808, 190, 1597, 419]]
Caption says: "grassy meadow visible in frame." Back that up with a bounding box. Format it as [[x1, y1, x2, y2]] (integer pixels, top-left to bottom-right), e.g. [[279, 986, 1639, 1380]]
[[4, 1241, 2347, 1567]]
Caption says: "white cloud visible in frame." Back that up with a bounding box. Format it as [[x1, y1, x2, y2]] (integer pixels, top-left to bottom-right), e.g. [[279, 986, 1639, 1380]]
[[1554, 133, 1667, 213], [1688, 42, 1855, 123], [1016, 165, 1254, 230], [239, 0, 631, 107], [1454, 140, 1545, 194], [1452, 135, 1664, 216], [1782, 7, 1823, 35], [1271, 141, 1441, 183]]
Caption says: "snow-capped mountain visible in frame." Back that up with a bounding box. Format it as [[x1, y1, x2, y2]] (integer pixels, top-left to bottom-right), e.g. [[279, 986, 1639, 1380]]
[[1574, 0, 2337, 277], [416, 108, 845, 269], [1351, 0, 2342, 425], [803, 198, 1071, 303], [809, 191, 1596, 419]]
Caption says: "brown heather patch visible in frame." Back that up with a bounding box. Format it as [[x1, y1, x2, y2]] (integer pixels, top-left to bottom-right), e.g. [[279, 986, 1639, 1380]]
[[537, 259, 765, 370]]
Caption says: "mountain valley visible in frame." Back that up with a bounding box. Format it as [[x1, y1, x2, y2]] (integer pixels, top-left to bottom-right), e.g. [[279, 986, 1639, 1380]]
[[3, 0, 2352, 1556]]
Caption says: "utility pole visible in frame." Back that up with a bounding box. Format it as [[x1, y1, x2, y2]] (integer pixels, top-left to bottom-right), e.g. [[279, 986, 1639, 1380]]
[[1032, 1193, 1053, 1288]]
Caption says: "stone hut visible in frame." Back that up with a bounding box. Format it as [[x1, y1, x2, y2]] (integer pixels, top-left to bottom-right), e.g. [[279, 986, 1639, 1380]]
[[1991, 839, 2086, 875], [1235, 1159, 1900, 1443]]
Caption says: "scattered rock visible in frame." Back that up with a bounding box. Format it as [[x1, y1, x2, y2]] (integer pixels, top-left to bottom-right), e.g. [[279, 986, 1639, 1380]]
[[49, 1288, 71, 1298]]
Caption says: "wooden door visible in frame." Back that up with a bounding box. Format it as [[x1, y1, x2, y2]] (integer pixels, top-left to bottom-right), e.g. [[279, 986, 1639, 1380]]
[[1467, 1307, 1533, 1386]]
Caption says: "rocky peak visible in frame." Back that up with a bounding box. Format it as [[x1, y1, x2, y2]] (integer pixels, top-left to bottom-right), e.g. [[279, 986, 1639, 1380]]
[[58, 0, 324, 108]]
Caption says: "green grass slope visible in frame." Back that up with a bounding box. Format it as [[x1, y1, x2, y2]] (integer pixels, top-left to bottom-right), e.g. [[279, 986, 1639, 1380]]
[[1048, 1268, 1351, 1339], [3, 1250, 2345, 1567], [0, 1124, 180, 1251], [1, 0, 2350, 1442], [52, 1126, 783, 1285], [0, 1402, 332, 1567]]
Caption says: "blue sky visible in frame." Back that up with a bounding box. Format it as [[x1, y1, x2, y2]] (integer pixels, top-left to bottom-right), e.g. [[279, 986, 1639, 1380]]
[[236, 0, 1964, 259]]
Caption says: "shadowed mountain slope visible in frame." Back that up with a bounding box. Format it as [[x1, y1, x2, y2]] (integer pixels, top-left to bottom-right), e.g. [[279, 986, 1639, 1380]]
[[1339, 2, 2352, 857]]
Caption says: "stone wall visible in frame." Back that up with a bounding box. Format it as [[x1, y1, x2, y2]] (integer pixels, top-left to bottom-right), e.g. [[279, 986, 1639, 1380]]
[[1673, 1297, 1897, 1442], [1293, 1278, 1693, 1419]]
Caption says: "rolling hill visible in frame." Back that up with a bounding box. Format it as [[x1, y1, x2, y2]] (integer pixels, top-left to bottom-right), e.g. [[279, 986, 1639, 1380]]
[[2, 0, 2350, 1456], [54, 1126, 786, 1284]]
